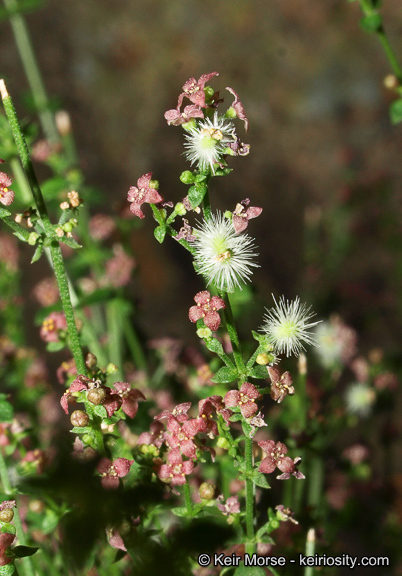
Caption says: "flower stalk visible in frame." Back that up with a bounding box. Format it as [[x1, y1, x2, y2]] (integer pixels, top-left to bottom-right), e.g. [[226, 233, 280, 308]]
[[0, 80, 87, 376]]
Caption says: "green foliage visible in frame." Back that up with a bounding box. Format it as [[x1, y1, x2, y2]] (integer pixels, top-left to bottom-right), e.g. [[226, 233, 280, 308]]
[[211, 366, 239, 383], [389, 98, 402, 124], [0, 395, 13, 423]]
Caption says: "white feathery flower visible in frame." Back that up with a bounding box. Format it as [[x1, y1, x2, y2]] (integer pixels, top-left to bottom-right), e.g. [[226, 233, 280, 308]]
[[262, 295, 321, 357], [191, 212, 259, 293], [345, 383, 375, 418], [184, 113, 235, 173]]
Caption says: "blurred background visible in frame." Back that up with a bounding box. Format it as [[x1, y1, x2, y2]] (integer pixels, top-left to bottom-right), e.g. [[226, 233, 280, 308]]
[[1, 0, 402, 573]]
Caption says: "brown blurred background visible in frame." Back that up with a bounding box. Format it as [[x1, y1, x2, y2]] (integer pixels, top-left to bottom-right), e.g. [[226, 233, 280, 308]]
[[1, 0, 402, 350]]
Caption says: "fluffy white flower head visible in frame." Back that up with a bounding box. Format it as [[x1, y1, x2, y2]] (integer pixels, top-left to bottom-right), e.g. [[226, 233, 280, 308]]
[[345, 383, 375, 418], [262, 295, 321, 357], [191, 212, 259, 293], [184, 113, 235, 173]]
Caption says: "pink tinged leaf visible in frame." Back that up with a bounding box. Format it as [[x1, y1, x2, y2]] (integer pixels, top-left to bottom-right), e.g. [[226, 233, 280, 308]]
[[232, 215, 248, 234], [203, 310, 221, 331], [180, 440, 197, 459], [246, 206, 263, 220], [167, 448, 182, 466], [189, 305, 204, 323], [101, 476, 120, 489], [240, 402, 258, 419], [209, 296, 226, 311], [182, 459, 194, 475], [224, 390, 240, 408], [97, 458, 113, 474], [108, 528, 127, 552], [259, 457, 276, 474], [0, 189, 14, 206], [258, 440, 276, 453], [113, 458, 134, 477], [240, 382, 259, 399]]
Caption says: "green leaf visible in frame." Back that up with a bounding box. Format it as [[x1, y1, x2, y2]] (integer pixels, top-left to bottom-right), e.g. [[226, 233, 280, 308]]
[[12, 546, 39, 559], [389, 99, 402, 124], [0, 524, 16, 535], [13, 230, 29, 243], [0, 399, 13, 423], [188, 184, 207, 208], [211, 366, 238, 384], [214, 167, 232, 177], [359, 12, 382, 33], [46, 341, 66, 352], [0, 563, 15, 576], [60, 236, 82, 249], [70, 426, 93, 435], [253, 472, 271, 489], [93, 405, 107, 419], [31, 243, 44, 263], [154, 225, 167, 244], [247, 366, 268, 379], [234, 564, 266, 576], [0, 207, 11, 218], [229, 413, 243, 423], [171, 506, 190, 518], [204, 337, 225, 355]]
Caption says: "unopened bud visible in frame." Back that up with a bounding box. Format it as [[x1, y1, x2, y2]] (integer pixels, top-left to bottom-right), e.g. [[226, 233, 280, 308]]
[[70, 410, 89, 427], [256, 353, 270, 365], [216, 437, 230, 450], [28, 232, 40, 246], [0, 509, 14, 523], [180, 170, 195, 184], [106, 363, 118, 375], [384, 74, 399, 90], [175, 202, 187, 216], [199, 482, 216, 500], [87, 388, 106, 405], [55, 110, 71, 137]]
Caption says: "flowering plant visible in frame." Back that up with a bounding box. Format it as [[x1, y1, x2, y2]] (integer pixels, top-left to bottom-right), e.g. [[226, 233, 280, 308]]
[[0, 2, 401, 574]]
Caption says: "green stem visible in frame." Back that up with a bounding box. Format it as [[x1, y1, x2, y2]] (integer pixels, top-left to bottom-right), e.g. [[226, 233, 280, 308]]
[[10, 157, 31, 205], [106, 299, 124, 382], [183, 482, 192, 515], [0, 452, 34, 576], [307, 455, 324, 511], [218, 291, 246, 377], [244, 435, 255, 555], [0, 450, 12, 494], [3, 0, 59, 142], [304, 528, 316, 576], [123, 316, 148, 373], [376, 26, 402, 81], [1, 81, 86, 376]]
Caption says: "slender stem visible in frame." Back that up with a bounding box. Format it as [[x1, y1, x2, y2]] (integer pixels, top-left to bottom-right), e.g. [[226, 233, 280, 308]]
[[1, 80, 87, 376], [123, 316, 148, 373], [218, 291, 246, 376], [376, 26, 402, 81], [3, 0, 59, 142], [183, 482, 192, 515], [304, 528, 316, 576], [0, 452, 34, 576], [307, 455, 324, 511], [244, 435, 255, 555], [106, 299, 124, 382], [10, 157, 32, 205], [0, 450, 12, 494]]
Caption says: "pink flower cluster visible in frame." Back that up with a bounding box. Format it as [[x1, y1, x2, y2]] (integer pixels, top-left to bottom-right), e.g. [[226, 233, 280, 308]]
[[164, 72, 249, 131], [0, 171, 14, 207], [139, 396, 234, 486], [60, 375, 145, 419]]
